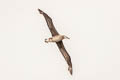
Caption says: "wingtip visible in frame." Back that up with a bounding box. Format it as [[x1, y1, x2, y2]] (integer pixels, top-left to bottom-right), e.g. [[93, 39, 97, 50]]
[[38, 8, 44, 14], [68, 66, 73, 75]]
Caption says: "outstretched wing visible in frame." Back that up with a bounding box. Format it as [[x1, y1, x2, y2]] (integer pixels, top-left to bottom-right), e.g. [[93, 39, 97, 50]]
[[38, 9, 59, 36], [56, 41, 73, 75]]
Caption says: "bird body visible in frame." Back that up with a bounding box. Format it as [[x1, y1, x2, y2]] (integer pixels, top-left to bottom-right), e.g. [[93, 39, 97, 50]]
[[45, 35, 70, 43], [38, 9, 73, 75]]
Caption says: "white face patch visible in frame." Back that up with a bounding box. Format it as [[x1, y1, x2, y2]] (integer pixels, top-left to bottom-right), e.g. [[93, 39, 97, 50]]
[[48, 38, 52, 41]]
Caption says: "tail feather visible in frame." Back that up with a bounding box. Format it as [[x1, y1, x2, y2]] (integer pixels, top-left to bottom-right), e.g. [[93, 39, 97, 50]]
[[64, 36, 70, 39]]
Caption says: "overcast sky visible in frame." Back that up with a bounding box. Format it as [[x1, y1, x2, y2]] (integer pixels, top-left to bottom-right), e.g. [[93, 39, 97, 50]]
[[0, 0, 120, 80]]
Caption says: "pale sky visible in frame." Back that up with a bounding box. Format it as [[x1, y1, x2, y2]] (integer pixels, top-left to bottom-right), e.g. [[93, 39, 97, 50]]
[[0, 0, 120, 80]]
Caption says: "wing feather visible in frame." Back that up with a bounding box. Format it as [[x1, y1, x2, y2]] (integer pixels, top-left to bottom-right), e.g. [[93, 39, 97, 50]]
[[38, 9, 59, 36], [56, 41, 73, 75]]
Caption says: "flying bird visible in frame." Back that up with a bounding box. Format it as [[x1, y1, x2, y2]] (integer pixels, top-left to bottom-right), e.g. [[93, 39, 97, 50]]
[[38, 9, 73, 75]]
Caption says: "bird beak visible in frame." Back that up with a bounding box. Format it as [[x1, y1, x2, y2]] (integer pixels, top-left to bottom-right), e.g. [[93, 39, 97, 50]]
[[45, 39, 48, 43]]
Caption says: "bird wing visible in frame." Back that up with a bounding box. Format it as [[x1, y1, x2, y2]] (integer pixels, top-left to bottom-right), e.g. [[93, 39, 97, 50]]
[[38, 9, 59, 36], [56, 41, 73, 75]]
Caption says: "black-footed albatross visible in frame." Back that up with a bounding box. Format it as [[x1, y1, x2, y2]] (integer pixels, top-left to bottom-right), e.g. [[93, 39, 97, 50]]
[[38, 9, 73, 75]]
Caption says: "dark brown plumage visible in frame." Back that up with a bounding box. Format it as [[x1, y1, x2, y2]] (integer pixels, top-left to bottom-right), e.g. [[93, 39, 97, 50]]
[[38, 9, 73, 75]]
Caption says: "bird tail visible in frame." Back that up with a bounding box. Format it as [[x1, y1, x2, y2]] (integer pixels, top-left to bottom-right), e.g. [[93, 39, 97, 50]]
[[64, 35, 70, 39]]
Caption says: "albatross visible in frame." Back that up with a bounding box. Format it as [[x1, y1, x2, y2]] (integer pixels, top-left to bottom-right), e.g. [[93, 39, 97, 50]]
[[38, 9, 73, 75]]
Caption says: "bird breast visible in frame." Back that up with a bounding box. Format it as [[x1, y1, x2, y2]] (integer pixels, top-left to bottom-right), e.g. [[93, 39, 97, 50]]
[[52, 35, 64, 42]]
